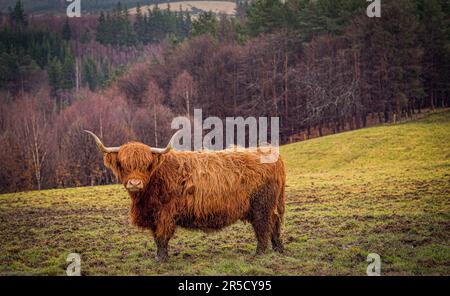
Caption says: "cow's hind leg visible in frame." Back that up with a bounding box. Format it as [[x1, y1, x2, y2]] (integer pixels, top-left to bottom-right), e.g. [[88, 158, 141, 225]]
[[271, 186, 285, 253], [251, 215, 271, 255], [271, 212, 284, 253], [250, 183, 275, 255]]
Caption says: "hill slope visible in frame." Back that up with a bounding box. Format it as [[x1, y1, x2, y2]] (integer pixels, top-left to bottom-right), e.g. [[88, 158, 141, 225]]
[[0, 111, 449, 275], [129, 1, 237, 17]]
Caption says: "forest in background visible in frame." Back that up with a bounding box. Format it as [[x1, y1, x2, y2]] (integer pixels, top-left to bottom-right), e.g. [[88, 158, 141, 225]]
[[0, 0, 449, 193]]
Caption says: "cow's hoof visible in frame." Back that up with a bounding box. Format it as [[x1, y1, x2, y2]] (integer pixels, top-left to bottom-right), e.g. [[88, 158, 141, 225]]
[[273, 245, 285, 254], [273, 247, 284, 254], [254, 247, 268, 256], [155, 254, 168, 263]]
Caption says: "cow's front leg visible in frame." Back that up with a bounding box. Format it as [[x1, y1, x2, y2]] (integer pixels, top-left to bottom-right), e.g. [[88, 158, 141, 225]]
[[154, 236, 169, 262], [153, 212, 176, 262]]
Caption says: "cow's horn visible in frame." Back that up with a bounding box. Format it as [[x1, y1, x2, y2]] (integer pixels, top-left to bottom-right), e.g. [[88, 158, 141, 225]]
[[84, 130, 120, 153], [150, 130, 182, 154]]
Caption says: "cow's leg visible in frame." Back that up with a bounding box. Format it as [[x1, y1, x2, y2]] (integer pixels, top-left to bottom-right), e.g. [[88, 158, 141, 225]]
[[154, 236, 170, 262], [251, 216, 271, 255], [250, 183, 276, 255], [270, 212, 284, 253], [153, 211, 176, 262]]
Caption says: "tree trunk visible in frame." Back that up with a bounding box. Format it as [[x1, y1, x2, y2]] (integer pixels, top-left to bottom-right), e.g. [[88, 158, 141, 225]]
[[349, 116, 355, 130], [75, 58, 80, 93], [185, 89, 190, 117], [153, 99, 158, 147], [431, 91, 435, 110], [284, 53, 288, 119]]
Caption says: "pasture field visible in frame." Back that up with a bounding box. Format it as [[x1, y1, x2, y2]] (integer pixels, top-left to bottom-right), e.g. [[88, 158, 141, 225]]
[[128, 1, 237, 16], [0, 111, 449, 275]]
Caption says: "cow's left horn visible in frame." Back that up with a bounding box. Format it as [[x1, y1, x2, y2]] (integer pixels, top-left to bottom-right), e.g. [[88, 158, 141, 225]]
[[84, 130, 120, 153], [150, 130, 182, 154]]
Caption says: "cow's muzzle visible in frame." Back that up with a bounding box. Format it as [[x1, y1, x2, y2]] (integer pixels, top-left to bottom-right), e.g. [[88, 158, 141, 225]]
[[126, 179, 144, 192]]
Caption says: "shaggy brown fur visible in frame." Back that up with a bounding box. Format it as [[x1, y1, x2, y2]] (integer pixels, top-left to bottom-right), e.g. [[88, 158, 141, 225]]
[[102, 142, 286, 262]]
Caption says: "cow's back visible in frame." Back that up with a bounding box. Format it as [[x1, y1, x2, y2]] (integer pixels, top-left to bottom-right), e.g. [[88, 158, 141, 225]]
[[159, 149, 285, 230]]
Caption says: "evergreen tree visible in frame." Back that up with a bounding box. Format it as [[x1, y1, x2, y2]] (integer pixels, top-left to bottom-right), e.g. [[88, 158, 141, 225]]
[[352, 0, 424, 120], [83, 57, 98, 91], [149, 4, 164, 42], [246, 0, 289, 37], [98, 58, 111, 88], [415, 0, 450, 108], [96, 12, 107, 44], [96, 3, 193, 46], [48, 57, 63, 90], [192, 11, 219, 36], [80, 29, 91, 44], [9, 0, 27, 29], [61, 45, 75, 90], [245, 0, 366, 41], [121, 4, 136, 46], [134, 3, 146, 43], [62, 17, 72, 41], [183, 11, 192, 38]]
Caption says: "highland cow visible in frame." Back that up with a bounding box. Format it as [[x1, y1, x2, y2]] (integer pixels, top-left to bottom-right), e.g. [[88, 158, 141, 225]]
[[86, 130, 285, 262]]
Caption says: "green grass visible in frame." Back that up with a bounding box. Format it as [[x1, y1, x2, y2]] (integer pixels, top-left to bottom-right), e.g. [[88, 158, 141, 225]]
[[1, 111, 449, 275]]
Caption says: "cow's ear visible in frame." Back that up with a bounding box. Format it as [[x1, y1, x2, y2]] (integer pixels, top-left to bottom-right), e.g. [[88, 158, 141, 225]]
[[147, 160, 156, 172], [104, 153, 121, 176], [147, 155, 162, 172]]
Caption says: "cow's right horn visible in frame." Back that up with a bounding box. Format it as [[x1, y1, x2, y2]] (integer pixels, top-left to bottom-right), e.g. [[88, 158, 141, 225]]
[[150, 130, 182, 154], [84, 130, 120, 153]]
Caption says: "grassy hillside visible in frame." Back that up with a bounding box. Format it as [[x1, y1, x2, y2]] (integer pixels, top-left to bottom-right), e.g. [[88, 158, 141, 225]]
[[128, 1, 237, 17], [0, 111, 449, 275]]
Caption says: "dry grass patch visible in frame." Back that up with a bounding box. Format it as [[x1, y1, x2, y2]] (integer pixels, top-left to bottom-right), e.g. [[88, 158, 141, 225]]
[[129, 1, 237, 17]]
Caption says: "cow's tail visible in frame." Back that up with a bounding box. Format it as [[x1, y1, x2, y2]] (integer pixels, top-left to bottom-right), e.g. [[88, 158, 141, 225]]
[[270, 173, 286, 252], [277, 179, 286, 225], [276, 158, 286, 225]]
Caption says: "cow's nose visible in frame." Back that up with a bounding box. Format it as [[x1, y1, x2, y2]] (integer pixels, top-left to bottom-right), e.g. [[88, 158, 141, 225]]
[[129, 179, 141, 186], [127, 179, 143, 191]]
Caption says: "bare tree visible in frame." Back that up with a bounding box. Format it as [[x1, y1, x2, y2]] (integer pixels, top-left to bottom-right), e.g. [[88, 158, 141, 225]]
[[170, 70, 197, 116], [146, 80, 165, 147], [13, 96, 50, 190]]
